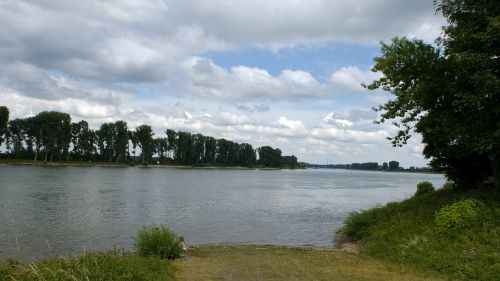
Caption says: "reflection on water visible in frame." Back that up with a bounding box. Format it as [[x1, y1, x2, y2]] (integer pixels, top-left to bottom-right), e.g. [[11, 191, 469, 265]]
[[0, 165, 445, 259]]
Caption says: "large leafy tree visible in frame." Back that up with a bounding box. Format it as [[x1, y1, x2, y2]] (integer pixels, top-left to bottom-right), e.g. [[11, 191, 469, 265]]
[[257, 146, 282, 168], [135, 124, 154, 164], [367, 0, 500, 189], [96, 122, 117, 162], [114, 120, 128, 163], [36, 111, 71, 162], [7, 118, 27, 158], [0, 106, 9, 149]]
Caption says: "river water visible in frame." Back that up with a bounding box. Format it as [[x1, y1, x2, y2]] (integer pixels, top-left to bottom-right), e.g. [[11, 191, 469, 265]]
[[0, 165, 445, 259]]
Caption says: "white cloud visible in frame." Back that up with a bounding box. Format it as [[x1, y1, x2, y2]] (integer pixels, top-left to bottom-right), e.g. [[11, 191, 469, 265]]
[[330, 66, 381, 92], [0, 0, 443, 82], [277, 117, 305, 130], [181, 57, 328, 100]]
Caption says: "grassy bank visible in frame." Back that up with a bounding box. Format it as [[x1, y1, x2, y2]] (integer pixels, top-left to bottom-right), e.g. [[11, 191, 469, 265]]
[[0, 246, 447, 281], [0, 250, 176, 281], [340, 186, 500, 280]]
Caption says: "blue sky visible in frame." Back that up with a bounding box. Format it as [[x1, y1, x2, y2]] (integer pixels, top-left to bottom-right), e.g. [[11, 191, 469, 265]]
[[0, 0, 445, 167], [204, 43, 380, 78]]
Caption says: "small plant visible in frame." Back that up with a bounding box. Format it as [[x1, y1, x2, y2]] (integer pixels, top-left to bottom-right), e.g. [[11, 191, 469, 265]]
[[134, 225, 183, 260], [441, 182, 454, 190], [414, 181, 434, 196], [434, 199, 491, 231]]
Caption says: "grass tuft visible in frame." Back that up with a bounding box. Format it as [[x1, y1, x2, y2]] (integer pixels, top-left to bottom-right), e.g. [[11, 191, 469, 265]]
[[135, 225, 183, 260]]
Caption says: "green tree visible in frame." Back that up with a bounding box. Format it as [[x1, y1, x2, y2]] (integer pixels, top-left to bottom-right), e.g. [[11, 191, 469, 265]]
[[176, 131, 193, 164], [191, 133, 205, 164], [216, 138, 229, 165], [0, 106, 9, 149], [367, 0, 500, 189], [96, 122, 116, 162], [388, 161, 399, 170], [25, 116, 42, 161], [135, 124, 154, 164], [165, 129, 177, 160], [239, 143, 256, 167], [258, 146, 282, 168], [7, 118, 27, 158], [203, 136, 216, 163], [114, 120, 128, 163], [36, 111, 71, 162]]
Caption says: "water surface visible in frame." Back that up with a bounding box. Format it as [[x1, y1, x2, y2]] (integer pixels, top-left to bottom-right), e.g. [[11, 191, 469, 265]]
[[0, 165, 445, 259]]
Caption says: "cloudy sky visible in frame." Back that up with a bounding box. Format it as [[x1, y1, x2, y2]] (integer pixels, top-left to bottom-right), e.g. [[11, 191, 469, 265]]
[[0, 0, 445, 166]]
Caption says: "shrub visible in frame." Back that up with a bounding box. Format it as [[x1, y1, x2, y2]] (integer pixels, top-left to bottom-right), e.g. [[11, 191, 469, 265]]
[[441, 182, 454, 190], [342, 206, 382, 241], [434, 199, 491, 231], [134, 225, 183, 260], [414, 181, 434, 196]]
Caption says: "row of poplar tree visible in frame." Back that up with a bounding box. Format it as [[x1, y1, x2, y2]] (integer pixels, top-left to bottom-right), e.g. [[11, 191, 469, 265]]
[[0, 106, 300, 168]]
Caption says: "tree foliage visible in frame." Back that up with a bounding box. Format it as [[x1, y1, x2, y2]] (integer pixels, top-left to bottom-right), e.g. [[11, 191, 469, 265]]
[[367, 0, 500, 189], [0, 106, 9, 148]]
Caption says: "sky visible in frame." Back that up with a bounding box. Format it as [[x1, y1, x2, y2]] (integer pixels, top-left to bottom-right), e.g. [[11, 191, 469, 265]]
[[0, 0, 446, 167]]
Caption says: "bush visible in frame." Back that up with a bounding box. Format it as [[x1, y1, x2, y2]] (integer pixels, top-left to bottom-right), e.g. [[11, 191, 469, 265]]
[[134, 225, 183, 260], [434, 198, 491, 231], [342, 206, 382, 241], [414, 181, 434, 196], [441, 182, 454, 190]]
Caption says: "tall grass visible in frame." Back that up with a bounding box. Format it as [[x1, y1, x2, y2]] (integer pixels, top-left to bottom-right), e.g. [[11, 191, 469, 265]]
[[341, 186, 500, 280], [134, 225, 183, 260], [0, 250, 175, 281]]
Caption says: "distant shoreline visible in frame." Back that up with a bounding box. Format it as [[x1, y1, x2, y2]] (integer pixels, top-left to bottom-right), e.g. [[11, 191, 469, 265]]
[[0, 160, 284, 170], [0, 160, 439, 174]]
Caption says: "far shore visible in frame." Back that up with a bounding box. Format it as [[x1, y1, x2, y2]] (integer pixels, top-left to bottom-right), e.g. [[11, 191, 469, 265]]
[[0, 159, 283, 170], [0, 159, 440, 174]]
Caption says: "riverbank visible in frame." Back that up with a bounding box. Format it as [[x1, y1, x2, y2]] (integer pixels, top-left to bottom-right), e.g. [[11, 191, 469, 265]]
[[0, 245, 448, 281], [0, 159, 283, 170], [339, 186, 500, 281]]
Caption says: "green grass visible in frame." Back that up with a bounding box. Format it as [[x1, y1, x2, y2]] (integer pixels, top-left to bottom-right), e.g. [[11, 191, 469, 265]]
[[174, 245, 447, 281], [0, 246, 448, 281], [341, 187, 500, 280], [0, 250, 176, 281]]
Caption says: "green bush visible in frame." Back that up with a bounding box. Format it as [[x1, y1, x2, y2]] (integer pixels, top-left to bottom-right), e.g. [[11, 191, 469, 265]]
[[342, 206, 382, 241], [441, 182, 454, 190], [134, 225, 183, 260], [434, 198, 491, 231], [414, 181, 434, 196]]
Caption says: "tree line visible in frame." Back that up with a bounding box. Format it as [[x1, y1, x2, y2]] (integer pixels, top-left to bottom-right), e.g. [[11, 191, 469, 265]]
[[0, 107, 301, 168]]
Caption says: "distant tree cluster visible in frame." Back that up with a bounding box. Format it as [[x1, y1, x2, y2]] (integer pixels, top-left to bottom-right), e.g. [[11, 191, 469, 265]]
[[0, 108, 300, 168], [345, 161, 400, 171], [305, 160, 433, 173]]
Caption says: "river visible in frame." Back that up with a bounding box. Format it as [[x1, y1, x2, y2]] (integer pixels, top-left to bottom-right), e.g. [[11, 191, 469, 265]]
[[0, 165, 445, 259]]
